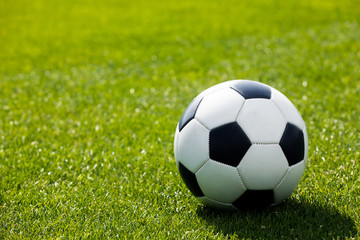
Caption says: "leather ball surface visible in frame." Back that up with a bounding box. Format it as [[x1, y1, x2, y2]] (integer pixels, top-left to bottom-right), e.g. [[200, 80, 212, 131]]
[[174, 80, 308, 209]]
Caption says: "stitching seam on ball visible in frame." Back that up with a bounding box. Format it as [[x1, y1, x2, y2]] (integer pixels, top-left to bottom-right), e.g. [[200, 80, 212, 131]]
[[194, 159, 210, 174], [200, 196, 235, 207], [234, 98, 246, 120], [270, 98, 288, 123], [236, 167, 247, 190], [274, 167, 289, 190], [235, 147, 253, 189], [195, 118, 211, 131]]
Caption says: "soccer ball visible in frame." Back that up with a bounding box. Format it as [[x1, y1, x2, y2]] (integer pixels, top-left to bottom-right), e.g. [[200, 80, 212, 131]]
[[174, 80, 308, 209]]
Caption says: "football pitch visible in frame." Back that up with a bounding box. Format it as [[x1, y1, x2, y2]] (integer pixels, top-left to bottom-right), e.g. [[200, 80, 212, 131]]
[[0, 0, 359, 239]]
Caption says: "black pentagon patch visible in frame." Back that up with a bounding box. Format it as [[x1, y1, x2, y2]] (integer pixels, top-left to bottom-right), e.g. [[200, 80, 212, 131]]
[[232, 190, 274, 209], [178, 96, 203, 131], [209, 122, 251, 167], [280, 123, 305, 166], [178, 162, 204, 197], [231, 81, 271, 99]]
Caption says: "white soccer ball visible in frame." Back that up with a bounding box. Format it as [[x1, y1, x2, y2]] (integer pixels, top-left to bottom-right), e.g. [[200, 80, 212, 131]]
[[174, 80, 308, 209]]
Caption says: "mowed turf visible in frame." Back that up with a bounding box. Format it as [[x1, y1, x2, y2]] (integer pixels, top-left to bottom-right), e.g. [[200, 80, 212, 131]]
[[0, 0, 359, 238]]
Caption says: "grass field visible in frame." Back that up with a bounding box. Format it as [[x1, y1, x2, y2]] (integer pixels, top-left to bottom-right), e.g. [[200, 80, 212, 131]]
[[1, 0, 359, 238]]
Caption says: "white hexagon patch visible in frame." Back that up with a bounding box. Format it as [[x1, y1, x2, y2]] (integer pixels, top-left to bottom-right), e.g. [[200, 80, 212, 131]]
[[274, 160, 306, 203], [196, 160, 246, 203], [236, 99, 287, 143], [237, 144, 289, 190], [176, 119, 209, 173], [270, 88, 305, 131], [195, 88, 245, 129]]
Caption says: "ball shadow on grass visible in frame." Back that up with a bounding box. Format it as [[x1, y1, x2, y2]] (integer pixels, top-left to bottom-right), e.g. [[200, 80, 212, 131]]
[[196, 198, 357, 239]]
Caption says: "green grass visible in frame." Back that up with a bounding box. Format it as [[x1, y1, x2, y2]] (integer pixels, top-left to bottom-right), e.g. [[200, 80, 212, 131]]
[[0, 0, 359, 238]]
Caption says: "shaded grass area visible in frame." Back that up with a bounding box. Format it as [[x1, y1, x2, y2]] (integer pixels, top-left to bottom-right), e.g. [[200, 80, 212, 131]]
[[197, 198, 357, 239], [0, 0, 360, 238]]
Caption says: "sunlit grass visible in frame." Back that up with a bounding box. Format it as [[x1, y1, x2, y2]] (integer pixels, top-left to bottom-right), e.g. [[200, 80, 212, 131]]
[[0, 0, 359, 238]]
